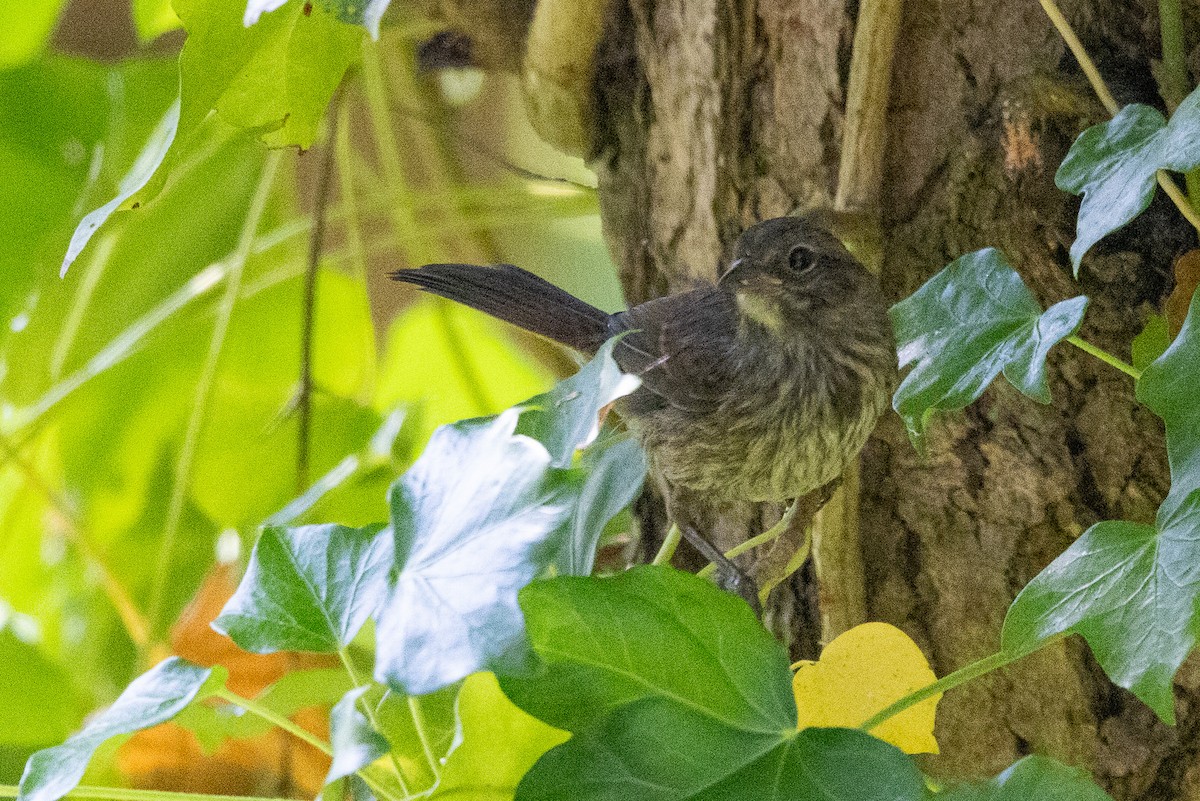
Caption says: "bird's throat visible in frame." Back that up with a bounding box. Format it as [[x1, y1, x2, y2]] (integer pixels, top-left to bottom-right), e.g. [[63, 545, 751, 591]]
[[735, 290, 785, 332]]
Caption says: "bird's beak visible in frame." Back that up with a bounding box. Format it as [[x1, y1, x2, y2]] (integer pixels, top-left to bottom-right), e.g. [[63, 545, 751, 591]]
[[718, 258, 745, 285]]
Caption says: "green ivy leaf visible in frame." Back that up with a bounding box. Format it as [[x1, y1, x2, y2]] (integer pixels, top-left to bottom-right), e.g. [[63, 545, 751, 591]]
[[319, 0, 392, 36], [327, 687, 390, 784], [17, 659, 220, 801], [221, 0, 362, 148], [1057, 90, 1200, 273], [1002, 488, 1200, 723], [890, 248, 1088, 442], [504, 568, 924, 801], [551, 435, 647, 576], [1137, 287, 1200, 520], [516, 337, 641, 467], [374, 409, 576, 695], [213, 523, 391, 653], [938, 754, 1113, 800]]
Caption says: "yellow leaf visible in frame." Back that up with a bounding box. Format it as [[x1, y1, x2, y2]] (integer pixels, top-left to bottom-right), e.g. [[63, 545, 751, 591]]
[[792, 622, 941, 754]]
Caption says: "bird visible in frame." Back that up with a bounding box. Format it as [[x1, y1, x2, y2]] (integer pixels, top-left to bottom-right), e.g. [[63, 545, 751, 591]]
[[391, 216, 897, 597]]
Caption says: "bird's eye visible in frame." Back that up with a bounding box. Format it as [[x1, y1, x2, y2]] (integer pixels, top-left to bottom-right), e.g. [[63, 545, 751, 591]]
[[788, 244, 819, 273]]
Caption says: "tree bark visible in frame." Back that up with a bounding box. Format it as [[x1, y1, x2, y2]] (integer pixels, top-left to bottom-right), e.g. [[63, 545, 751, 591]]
[[589, 0, 1199, 797]]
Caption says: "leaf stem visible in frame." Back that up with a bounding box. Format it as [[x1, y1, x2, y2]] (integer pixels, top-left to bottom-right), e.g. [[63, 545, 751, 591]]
[[651, 523, 682, 565], [146, 150, 282, 642], [337, 649, 412, 795], [0, 785, 280, 801], [1159, 0, 1189, 111], [1037, 0, 1119, 114], [859, 634, 1067, 732], [696, 501, 801, 580], [215, 687, 402, 801], [1038, 0, 1200, 233], [1066, 335, 1142, 380], [214, 686, 331, 756]]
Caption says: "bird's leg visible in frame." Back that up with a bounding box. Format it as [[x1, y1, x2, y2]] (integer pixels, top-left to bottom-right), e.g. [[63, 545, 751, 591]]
[[679, 521, 763, 616], [662, 491, 762, 615]]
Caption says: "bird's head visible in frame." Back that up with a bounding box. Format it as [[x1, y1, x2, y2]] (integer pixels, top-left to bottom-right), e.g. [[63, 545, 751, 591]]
[[720, 217, 876, 333]]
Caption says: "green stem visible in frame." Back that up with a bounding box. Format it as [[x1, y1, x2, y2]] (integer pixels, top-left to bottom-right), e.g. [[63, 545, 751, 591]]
[[146, 151, 282, 640], [215, 686, 331, 756], [697, 501, 801, 580], [338, 649, 411, 795], [1158, 0, 1200, 207], [651, 523, 682, 565], [858, 635, 1067, 732], [0, 785, 279, 801], [215, 688, 402, 801], [1159, 0, 1189, 110], [1066, 335, 1142, 380]]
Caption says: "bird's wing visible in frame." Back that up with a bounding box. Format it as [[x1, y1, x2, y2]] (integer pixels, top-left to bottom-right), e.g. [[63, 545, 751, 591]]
[[608, 287, 740, 413]]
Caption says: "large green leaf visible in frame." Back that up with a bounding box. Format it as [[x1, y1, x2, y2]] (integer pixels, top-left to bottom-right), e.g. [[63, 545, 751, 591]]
[[890, 248, 1088, 442], [504, 568, 924, 801], [1056, 89, 1200, 272], [213, 523, 392, 653], [938, 755, 1112, 800], [374, 410, 576, 695], [1137, 287, 1200, 520], [17, 659, 219, 801], [1002, 488, 1200, 723]]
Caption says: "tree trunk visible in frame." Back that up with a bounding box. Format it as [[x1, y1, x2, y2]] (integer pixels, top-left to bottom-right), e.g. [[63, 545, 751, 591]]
[[589, 0, 1198, 796]]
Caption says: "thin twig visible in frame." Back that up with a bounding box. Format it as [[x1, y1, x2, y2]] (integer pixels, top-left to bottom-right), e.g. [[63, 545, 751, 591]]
[[298, 89, 344, 494]]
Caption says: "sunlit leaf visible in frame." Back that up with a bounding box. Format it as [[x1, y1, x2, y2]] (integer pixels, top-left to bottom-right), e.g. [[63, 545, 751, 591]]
[[374, 410, 575, 695], [890, 248, 1088, 442], [0, 1, 67, 68], [17, 659, 220, 801], [434, 672, 568, 801], [214, 523, 392, 653], [516, 337, 640, 467], [793, 622, 940, 755]]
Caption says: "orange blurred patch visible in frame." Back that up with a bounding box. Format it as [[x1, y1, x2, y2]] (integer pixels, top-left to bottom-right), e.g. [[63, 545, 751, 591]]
[[118, 565, 338, 798]]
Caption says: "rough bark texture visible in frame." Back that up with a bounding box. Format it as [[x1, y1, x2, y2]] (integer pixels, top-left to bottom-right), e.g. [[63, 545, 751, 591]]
[[588, 0, 1199, 796]]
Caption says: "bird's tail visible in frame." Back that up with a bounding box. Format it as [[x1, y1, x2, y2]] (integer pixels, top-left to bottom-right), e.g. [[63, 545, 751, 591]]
[[390, 263, 612, 354]]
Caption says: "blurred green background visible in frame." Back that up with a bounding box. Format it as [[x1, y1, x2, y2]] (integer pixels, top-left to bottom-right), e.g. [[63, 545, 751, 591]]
[[0, 0, 620, 783]]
